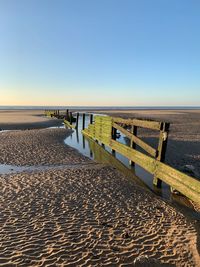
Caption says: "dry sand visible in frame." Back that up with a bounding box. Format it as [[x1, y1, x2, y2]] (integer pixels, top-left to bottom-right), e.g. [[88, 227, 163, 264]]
[[0, 127, 200, 266], [1, 164, 199, 267], [0, 110, 63, 130], [0, 128, 89, 166]]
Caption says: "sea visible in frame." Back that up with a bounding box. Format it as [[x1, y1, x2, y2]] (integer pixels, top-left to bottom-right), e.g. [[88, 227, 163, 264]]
[[0, 106, 200, 110]]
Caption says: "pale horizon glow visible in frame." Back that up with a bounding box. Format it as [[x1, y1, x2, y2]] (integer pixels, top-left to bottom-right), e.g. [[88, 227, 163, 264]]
[[1, 0, 200, 106]]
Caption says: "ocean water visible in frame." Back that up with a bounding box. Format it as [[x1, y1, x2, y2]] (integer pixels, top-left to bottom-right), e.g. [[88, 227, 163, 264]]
[[0, 105, 200, 110]]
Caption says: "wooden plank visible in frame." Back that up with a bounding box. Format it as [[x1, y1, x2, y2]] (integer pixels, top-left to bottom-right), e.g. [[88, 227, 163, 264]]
[[64, 120, 76, 129], [83, 123, 200, 204], [94, 117, 112, 121], [83, 114, 200, 204], [110, 140, 200, 204], [156, 162, 200, 194], [110, 140, 156, 174], [45, 110, 54, 117], [156, 162, 200, 203], [113, 122, 157, 157], [94, 120, 113, 124], [93, 116, 112, 143], [82, 129, 96, 141], [85, 135, 149, 188], [113, 117, 162, 130]]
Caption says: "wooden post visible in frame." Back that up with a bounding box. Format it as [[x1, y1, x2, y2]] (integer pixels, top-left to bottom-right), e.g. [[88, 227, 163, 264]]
[[58, 110, 60, 117], [70, 112, 73, 124], [90, 114, 93, 124], [129, 125, 137, 166], [82, 135, 85, 149], [82, 113, 85, 130], [76, 129, 79, 143], [66, 109, 69, 121], [153, 122, 170, 188], [112, 127, 117, 155], [76, 112, 79, 129]]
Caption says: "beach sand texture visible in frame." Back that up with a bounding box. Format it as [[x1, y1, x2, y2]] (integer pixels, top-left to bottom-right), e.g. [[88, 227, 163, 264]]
[[0, 128, 90, 166], [0, 128, 200, 266], [0, 110, 63, 130]]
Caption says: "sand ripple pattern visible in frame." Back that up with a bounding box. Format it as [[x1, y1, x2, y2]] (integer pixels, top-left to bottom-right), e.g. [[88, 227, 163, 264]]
[[0, 129, 90, 166], [0, 165, 199, 266]]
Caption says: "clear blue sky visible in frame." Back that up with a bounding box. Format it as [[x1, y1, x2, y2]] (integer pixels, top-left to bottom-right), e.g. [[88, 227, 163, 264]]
[[1, 0, 200, 106]]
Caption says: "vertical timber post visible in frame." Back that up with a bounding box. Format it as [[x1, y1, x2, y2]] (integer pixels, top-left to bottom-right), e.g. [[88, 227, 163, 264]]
[[83, 135, 85, 149], [112, 126, 117, 155], [70, 112, 73, 125], [76, 112, 79, 129], [66, 109, 69, 121], [90, 114, 93, 124], [153, 122, 170, 188], [129, 125, 137, 166], [82, 113, 86, 130], [76, 129, 79, 143]]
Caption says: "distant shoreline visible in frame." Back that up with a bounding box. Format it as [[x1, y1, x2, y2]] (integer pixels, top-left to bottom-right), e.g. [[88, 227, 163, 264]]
[[0, 105, 200, 111]]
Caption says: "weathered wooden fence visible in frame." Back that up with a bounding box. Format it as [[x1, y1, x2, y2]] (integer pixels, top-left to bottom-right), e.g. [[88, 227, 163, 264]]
[[82, 115, 200, 204], [45, 110, 200, 205], [45, 109, 93, 129], [45, 109, 77, 128]]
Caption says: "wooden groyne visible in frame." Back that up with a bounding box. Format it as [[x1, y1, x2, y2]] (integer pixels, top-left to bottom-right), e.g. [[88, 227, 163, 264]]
[[45, 109, 200, 205]]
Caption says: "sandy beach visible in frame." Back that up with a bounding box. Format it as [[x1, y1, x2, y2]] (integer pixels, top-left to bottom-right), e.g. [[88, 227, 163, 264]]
[[0, 110, 63, 130], [0, 109, 200, 266], [1, 0, 200, 265]]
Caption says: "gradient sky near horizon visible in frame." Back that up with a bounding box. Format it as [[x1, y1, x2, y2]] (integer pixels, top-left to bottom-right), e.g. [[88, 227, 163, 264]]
[[1, 0, 200, 106]]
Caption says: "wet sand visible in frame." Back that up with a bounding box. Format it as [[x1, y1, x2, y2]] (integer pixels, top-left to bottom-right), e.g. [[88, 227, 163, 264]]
[[0, 126, 200, 266], [0, 110, 63, 130], [0, 109, 200, 266]]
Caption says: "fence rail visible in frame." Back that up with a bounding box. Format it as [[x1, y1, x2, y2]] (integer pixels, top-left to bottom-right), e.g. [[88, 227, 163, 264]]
[[44, 109, 200, 205], [82, 115, 200, 204]]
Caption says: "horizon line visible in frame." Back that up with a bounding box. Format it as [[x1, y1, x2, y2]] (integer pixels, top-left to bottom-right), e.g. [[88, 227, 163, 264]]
[[0, 105, 200, 108]]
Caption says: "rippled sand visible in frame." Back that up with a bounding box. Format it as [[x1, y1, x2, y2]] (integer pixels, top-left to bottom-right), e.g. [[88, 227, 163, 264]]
[[0, 110, 63, 130], [0, 129, 199, 266], [1, 165, 199, 266], [0, 128, 90, 166]]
